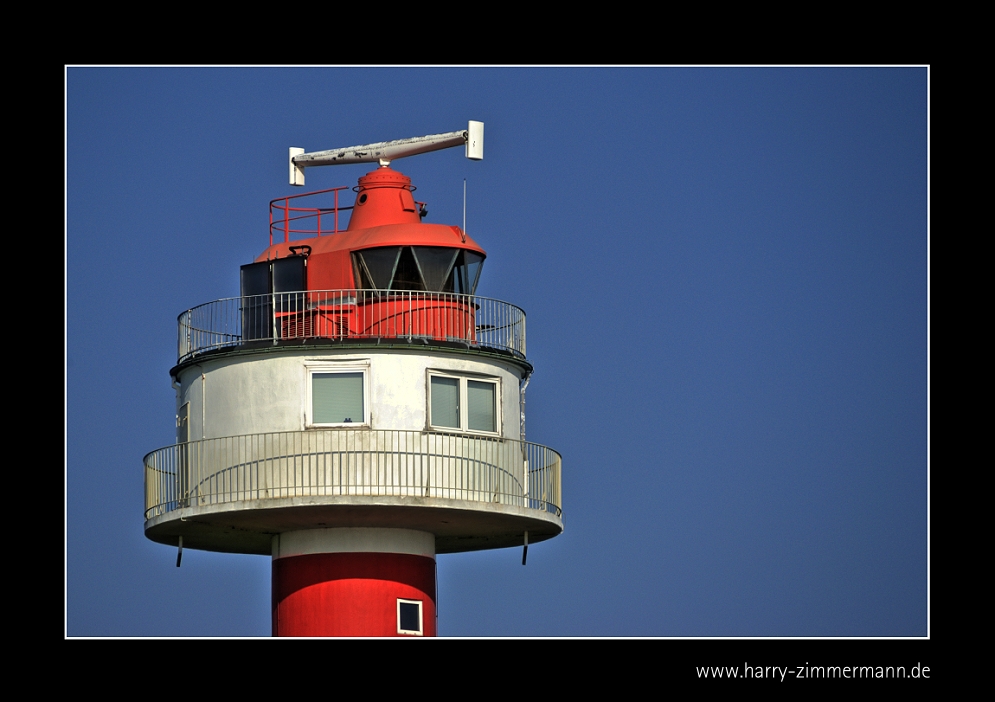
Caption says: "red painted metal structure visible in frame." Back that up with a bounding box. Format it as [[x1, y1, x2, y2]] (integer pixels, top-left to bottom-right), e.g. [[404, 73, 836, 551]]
[[273, 294, 478, 345], [259, 167, 486, 349], [273, 552, 436, 637], [270, 186, 351, 243], [261, 167, 484, 283]]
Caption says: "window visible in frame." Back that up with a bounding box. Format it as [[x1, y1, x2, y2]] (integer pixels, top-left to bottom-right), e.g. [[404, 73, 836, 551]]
[[429, 373, 499, 434], [397, 599, 423, 636], [352, 246, 484, 294], [306, 365, 368, 427]]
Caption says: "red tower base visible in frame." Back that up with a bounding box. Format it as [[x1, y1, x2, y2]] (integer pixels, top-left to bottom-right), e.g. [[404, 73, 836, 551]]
[[271, 529, 436, 637]]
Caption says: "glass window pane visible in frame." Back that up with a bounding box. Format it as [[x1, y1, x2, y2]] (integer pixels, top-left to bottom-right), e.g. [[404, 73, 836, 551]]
[[467, 380, 496, 432], [450, 250, 467, 294], [357, 247, 400, 289], [391, 247, 425, 291], [352, 252, 375, 289], [398, 600, 421, 633], [313, 372, 364, 424], [464, 251, 484, 295], [449, 250, 485, 295], [431, 376, 459, 428], [412, 247, 459, 292]]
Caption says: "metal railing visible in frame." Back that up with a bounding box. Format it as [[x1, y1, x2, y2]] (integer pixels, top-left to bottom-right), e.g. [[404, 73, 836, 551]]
[[177, 290, 526, 363], [144, 429, 562, 522], [270, 187, 352, 244]]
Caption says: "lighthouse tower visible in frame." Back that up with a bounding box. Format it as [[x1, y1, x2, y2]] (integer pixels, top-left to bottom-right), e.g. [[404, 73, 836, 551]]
[[143, 123, 563, 636]]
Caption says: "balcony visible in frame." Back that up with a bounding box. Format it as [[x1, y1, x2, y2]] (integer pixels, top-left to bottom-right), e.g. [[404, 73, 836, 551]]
[[144, 429, 562, 554], [177, 290, 526, 364]]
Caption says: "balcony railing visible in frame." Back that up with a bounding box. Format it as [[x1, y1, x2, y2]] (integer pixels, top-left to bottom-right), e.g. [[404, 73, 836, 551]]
[[144, 429, 562, 522], [177, 290, 526, 364]]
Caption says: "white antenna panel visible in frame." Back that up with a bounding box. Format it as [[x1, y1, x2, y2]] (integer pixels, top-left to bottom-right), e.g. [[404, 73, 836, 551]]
[[466, 121, 484, 160], [290, 121, 484, 186]]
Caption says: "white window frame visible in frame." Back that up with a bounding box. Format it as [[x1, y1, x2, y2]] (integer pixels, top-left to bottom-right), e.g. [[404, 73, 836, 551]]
[[304, 361, 371, 428], [396, 598, 423, 636], [427, 370, 501, 436]]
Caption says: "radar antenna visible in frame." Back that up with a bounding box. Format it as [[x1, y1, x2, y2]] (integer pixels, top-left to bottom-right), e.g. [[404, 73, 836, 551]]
[[289, 121, 483, 186]]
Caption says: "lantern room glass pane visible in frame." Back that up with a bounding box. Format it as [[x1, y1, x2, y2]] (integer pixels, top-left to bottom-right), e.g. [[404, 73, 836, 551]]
[[463, 251, 484, 295], [357, 247, 400, 289], [450, 250, 485, 295], [391, 247, 426, 291], [467, 380, 496, 432], [313, 372, 364, 424], [352, 253, 375, 289], [412, 247, 459, 292], [431, 376, 459, 428]]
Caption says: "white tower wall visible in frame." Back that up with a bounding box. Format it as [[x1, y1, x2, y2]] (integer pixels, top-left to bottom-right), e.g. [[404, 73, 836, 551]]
[[174, 348, 524, 442]]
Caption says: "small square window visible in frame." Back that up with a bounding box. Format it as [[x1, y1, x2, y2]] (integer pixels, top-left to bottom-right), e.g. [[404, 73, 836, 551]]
[[307, 366, 368, 427], [397, 599, 423, 636], [428, 372, 499, 435]]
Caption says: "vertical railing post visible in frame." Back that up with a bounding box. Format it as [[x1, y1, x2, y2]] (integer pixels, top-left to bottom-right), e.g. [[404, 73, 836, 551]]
[[334, 189, 339, 233], [284, 198, 290, 244], [272, 290, 277, 346]]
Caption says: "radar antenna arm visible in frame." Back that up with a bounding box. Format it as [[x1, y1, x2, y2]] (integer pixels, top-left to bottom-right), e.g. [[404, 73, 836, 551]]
[[290, 121, 483, 186]]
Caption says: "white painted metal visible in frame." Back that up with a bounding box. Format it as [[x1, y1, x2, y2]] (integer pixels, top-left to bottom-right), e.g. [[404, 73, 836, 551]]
[[289, 147, 305, 186], [466, 120, 483, 160], [273, 528, 435, 559], [289, 122, 483, 185]]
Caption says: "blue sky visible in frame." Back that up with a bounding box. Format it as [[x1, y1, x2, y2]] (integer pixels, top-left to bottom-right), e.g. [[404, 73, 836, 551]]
[[66, 67, 928, 637]]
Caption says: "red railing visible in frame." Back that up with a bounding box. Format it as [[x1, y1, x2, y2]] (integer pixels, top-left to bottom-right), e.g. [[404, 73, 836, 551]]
[[269, 187, 352, 245]]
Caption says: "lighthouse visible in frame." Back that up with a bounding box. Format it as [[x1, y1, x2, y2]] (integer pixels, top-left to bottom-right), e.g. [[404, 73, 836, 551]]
[[142, 123, 563, 636]]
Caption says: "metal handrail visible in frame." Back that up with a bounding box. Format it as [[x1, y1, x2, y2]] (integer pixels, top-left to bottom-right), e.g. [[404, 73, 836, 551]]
[[270, 187, 352, 244], [177, 290, 526, 363], [144, 429, 562, 521]]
